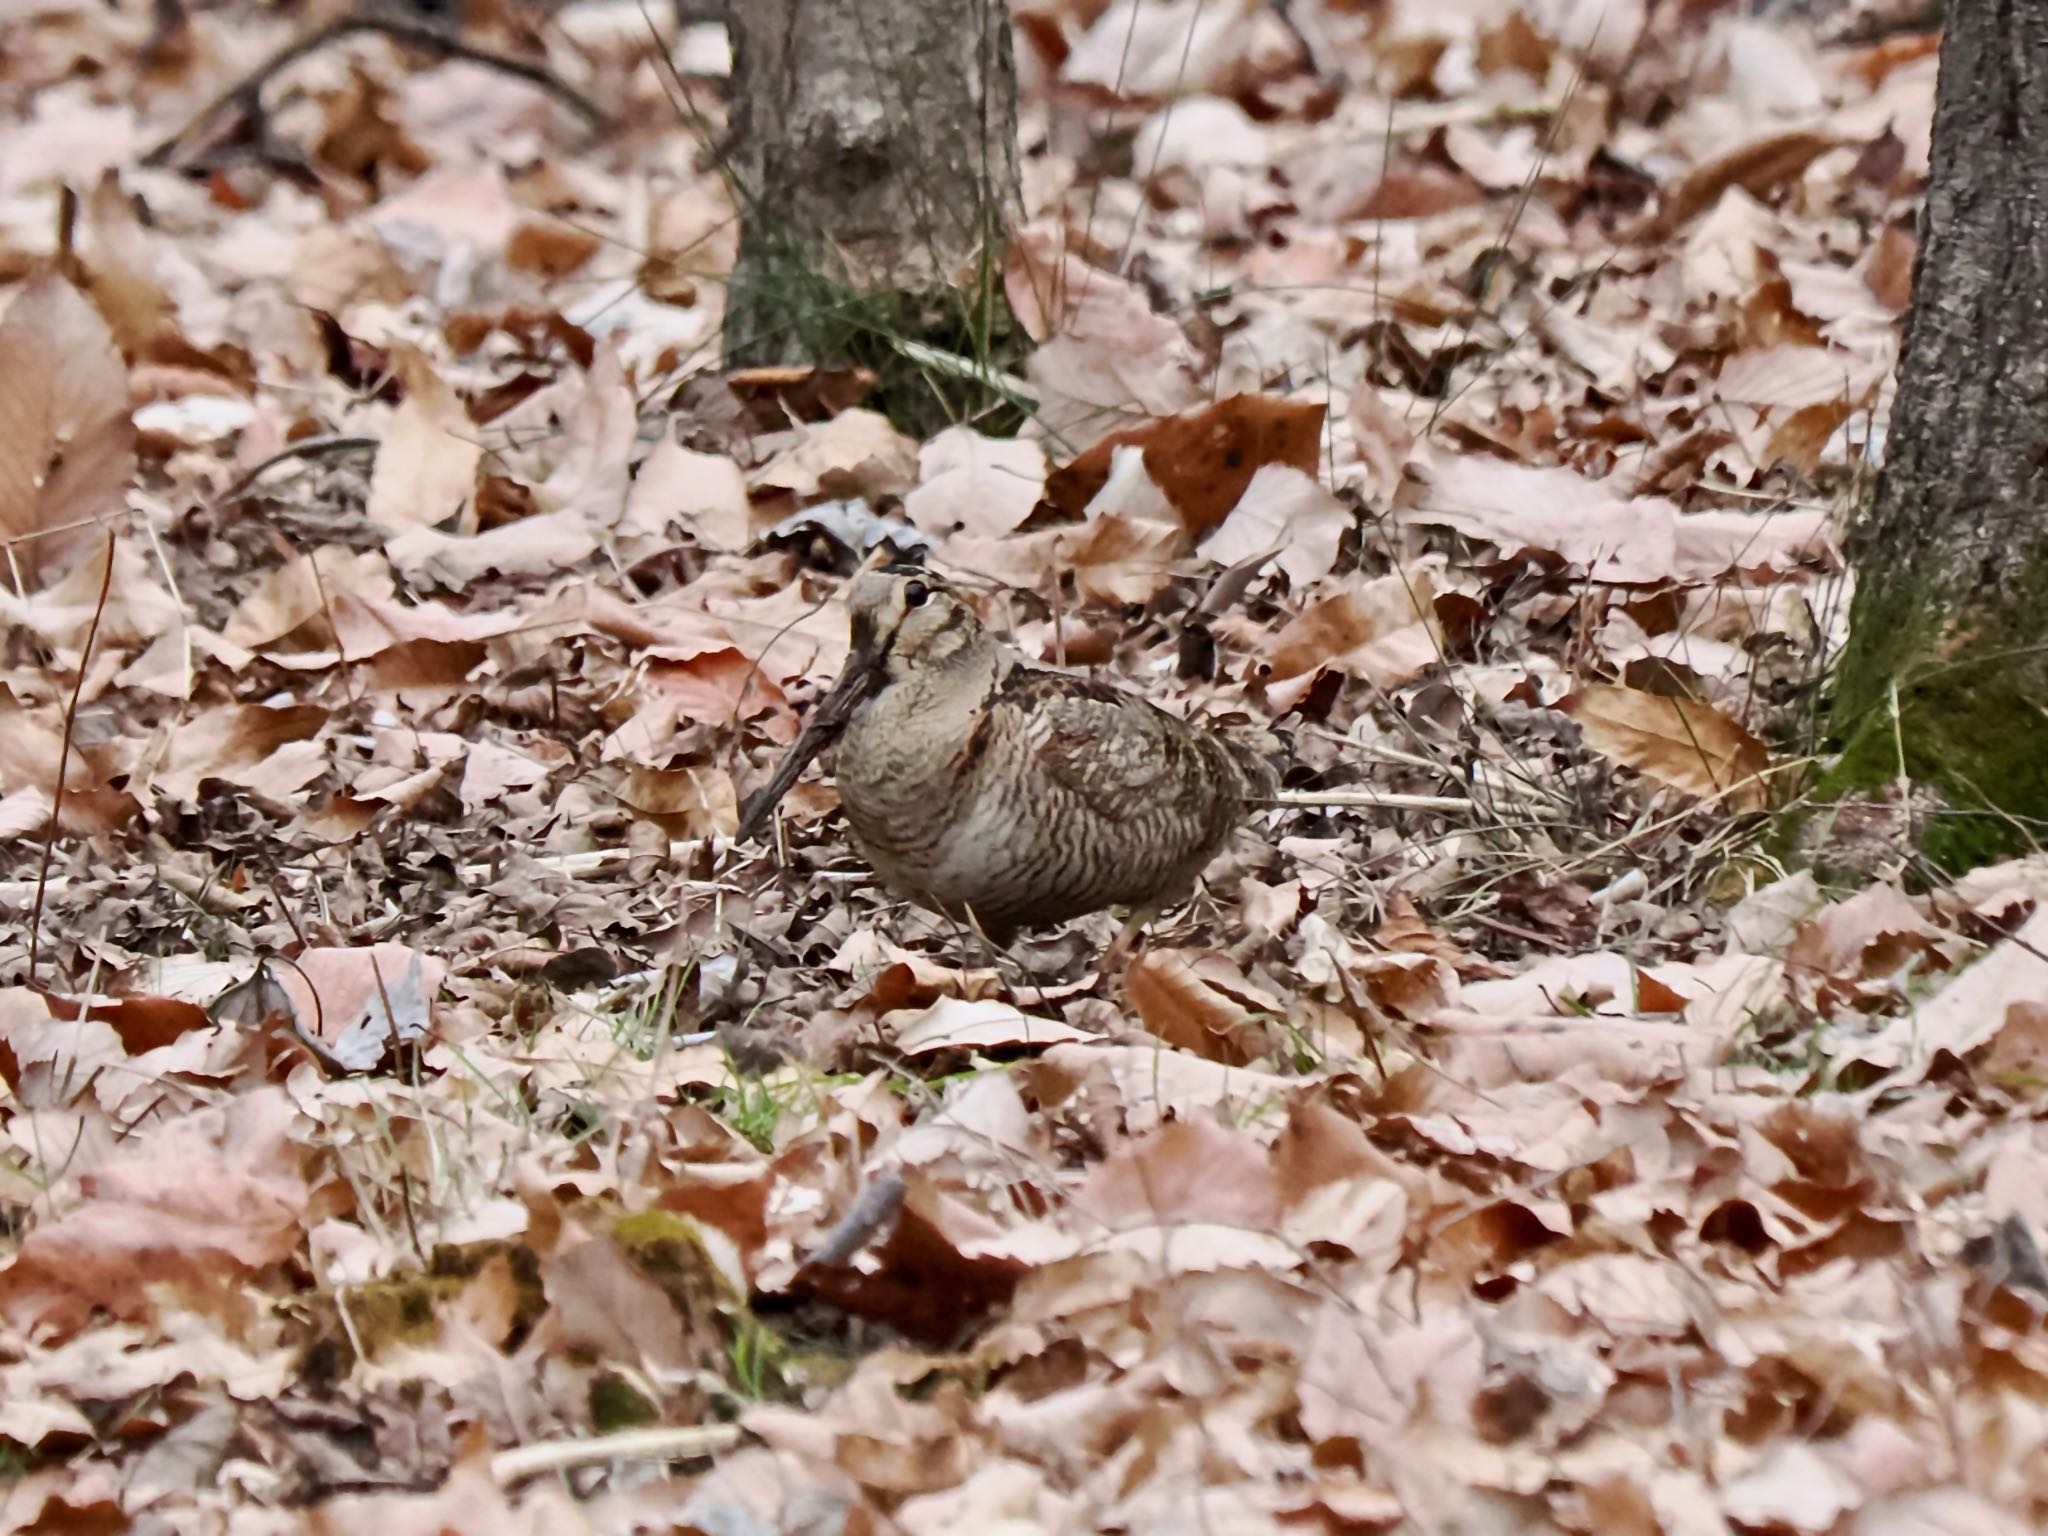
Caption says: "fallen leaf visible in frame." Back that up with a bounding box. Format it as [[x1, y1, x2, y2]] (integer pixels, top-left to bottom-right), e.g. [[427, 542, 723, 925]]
[[1345, 382, 1417, 506], [1197, 463, 1351, 587], [1630, 129, 1838, 242], [1006, 225, 1203, 431], [1560, 685, 1769, 808], [0, 269, 136, 582], [1124, 949, 1272, 1065], [752, 408, 918, 503], [1405, 450, 1832, 582], [625, 437, 753, 549], [1266, 569, 1442, 695], [0, 1089, 312, 1337], [889, 998, 1093, 1055], [1044, 393, 1326, 540], [365, 346, 482, 533], [149, 702, 328, 804], [904, 426, 1046, 539]]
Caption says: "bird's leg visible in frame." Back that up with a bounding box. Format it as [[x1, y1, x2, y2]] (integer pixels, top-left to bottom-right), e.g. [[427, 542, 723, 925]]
[[950, 905, 1036, 1005], [1101, 904, 1159, 972]]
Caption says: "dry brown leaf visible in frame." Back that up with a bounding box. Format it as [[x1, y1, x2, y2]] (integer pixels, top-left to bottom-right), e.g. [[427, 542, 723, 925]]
[[76, 170, 175, 355], [1056, 509, 1184, 607], [889, 998, 1092, 1054], [618, 763, 739, 838], [1764, 400, 1854, 474], [308, 1454, 598, 1536], [543, 1226, 701, 1375], [1783, 881, 1943, 988], [0, 685, 138, 834], [1979, 999, 2048, 1090], [0, 1089, 312, 1337], [1062, 0, 1284, 98], [1629, 129, 1839, 242], [1266, 569, 1441, 697], [1865, 221, 1917, 312], [1124, 949, 1272, 1065], [221, 547, 394, 654], [625, 437, 753, 549], [1353, 167, 1486, 221], [0, 268, 136, 583], [1077, 1117, 1281, 1231], [1716, 344, 1884, 410], [149, 702, 327, 804], [386, 508, 601, 586], [506, 219, 600, 279], [1042, 392, 1326, 540], [1848, 901, 2048, 1075], [1560, 685, 1769, 808], [1006, 225, 1202, 427], [1345, 381, 1417, 505], [536, 343, 635, 524]]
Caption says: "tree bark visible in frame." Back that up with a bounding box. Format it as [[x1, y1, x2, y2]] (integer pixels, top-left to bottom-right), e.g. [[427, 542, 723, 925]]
[[1829, 0, 2048, 870], [722, 0, 1020, 428]]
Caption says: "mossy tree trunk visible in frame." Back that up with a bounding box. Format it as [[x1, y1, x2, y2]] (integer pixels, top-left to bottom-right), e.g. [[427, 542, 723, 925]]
[[723, 0, 1021, 433], [1829, 0, 2048, 871]]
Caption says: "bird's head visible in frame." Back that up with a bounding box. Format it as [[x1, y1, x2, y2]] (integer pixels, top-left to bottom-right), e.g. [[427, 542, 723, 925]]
[[734, 568, 994, 841], [844, 567, 991, 682]]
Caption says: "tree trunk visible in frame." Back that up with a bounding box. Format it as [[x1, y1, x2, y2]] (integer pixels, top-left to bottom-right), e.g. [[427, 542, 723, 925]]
[[723, 0, 1020, 433], [1828, 0, 2048, 871]]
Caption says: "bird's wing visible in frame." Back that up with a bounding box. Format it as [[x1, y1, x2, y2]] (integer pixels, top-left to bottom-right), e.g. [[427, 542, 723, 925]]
[[994, 668, 1237, 824]]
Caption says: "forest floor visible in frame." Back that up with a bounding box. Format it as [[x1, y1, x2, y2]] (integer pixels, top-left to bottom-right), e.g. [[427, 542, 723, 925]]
[[0, 0, 2040, 1532]]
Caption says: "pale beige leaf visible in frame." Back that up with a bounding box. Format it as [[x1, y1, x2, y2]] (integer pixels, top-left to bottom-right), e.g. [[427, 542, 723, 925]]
[[0, 269, 135, 582], [1853, 1489, 2035, 1536], [905, 426, 1046, 539], [1124, 949, 1270, 1065], [1405, 449, 1831, 582], [385, 508, 600, 586], [149, 702, 327, 803], [221, 547, 394, 653], [1198, 463, 1349, 586], [536, 343, 634, 523], [625, 437, 752, 549], [1715, 343, 1885, 410], [365, 347, 482, 533], [1721, 1443, 1863, 1533], [889, 998, 1091, 1055], [1343, 382, 1417, 505], [751, 408, 917, 502]]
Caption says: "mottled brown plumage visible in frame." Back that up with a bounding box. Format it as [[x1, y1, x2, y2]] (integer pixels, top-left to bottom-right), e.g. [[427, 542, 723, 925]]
[[738, 569, 1277, 943]]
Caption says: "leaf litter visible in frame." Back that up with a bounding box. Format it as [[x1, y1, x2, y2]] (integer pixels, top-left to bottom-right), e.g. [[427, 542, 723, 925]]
[[0, 0, 2039, 1530]]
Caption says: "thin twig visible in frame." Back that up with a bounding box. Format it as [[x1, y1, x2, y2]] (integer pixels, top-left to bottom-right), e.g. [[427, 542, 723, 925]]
[[28, 536, 116, 984], [216, 434, 377, 506], [491, 1424, 743, 1486], [1268, 788, 1492, 814], [145, 15, 608, 169]]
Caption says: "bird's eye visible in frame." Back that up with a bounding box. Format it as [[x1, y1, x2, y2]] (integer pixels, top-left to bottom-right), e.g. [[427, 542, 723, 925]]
[[903, 579, 930, 608]]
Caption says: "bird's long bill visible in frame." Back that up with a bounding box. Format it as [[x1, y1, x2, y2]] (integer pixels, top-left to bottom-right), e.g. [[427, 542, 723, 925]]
[[735, 652, 884, 843]]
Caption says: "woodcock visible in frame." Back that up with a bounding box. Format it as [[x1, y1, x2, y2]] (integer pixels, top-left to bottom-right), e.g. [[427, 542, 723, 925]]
[[737, 568, 1279, 944]]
